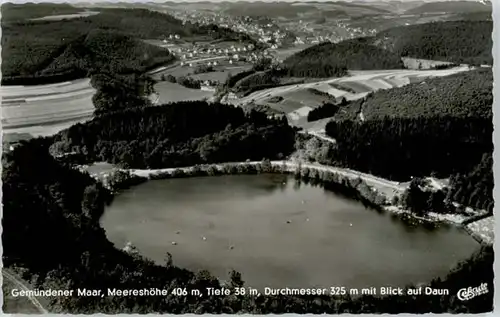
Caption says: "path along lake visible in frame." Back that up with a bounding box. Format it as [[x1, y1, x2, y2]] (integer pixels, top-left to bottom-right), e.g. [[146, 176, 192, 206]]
[[101, 174, 480, 290]]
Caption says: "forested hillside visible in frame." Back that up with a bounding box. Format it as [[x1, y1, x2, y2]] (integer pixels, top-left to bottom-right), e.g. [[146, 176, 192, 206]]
[[374, 21, 492, 65], [51, 101, 296, 169], [1, 7, 256, 82], [43, 31, 174, 76], [335, 68, 492, 121], [325, 116, 492, 181], [447, 153, 493, 212], [283, 39, 403, 77], [3, 137, 493, 314], [285, 20, 492, 79]]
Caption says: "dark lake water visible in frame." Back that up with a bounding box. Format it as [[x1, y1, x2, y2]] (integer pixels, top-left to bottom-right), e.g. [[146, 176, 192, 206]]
[[101, 174, 480, 290]]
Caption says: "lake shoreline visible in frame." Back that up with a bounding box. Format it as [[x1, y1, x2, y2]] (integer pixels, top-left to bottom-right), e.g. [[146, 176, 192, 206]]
[[81, 160, 492, 246]]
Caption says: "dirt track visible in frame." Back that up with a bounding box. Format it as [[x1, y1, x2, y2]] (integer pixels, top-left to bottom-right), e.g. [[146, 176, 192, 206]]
[[2, 269, 47, 313]]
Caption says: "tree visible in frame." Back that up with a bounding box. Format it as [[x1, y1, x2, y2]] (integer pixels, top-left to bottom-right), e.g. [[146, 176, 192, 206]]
[[165, 252, 173, 268], [402, 178, 429, 216], [229, 270, 244, 289]]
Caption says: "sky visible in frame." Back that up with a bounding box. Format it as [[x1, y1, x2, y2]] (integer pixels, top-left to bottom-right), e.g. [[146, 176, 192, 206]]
[[1, 0, 489, 3]]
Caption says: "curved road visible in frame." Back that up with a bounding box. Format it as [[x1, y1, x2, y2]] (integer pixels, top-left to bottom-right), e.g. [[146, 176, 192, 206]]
[[127, 160, 406, 192], [2, 269, 48, 313]]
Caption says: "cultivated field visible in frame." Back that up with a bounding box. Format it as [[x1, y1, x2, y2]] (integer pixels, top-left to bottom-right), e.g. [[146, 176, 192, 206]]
[[228, 66, 472, 131], [1, 78, 95, 138], [154, 82, 213, 103], [151, 61, 252, 82], [29, 10, 100, 21]]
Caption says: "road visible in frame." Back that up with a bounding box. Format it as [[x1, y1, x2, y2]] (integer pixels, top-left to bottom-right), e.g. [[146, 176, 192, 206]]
[[127, 160, 406, 193], [228, 66, 472, 108], [2, 269, 48, 313]]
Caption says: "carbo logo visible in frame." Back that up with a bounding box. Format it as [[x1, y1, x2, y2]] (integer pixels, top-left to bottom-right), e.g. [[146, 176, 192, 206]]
[[457, 283, 489, 301]]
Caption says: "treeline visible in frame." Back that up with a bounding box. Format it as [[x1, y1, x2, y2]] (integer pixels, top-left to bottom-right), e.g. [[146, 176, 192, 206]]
[[447, 153, 493, 212], [90, 72, 155, 115], [146, 160, 387, 208], [225, 69, 257, 88], [283, 39, 404, 78], [2, 137, 493, 313], [162, 75, 203, 89], [336, 68, 493, 121], [324, 116, 492, 181], [1, 3, 82, 22], [307, 98, 348, 122], [374, 21, 493, 65], [51, 101, 296, 169], [234, 70, 280, 91]]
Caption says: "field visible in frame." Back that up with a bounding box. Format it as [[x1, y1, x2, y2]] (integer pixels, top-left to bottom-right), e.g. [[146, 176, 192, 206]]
[[30, 11, 100, 21], [154, 82, 213, 103], [227, 66, 472, 131], [2, 78, 95, 138], [271, 44, 313, 61]]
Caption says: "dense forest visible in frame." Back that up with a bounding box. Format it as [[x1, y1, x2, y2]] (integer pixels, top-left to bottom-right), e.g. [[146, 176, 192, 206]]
[[374, 21, 493, 65], [90, 71, 156, 115], [447, 153, 493, 212], [1, 7, 257, 82], [334, 68, 493, 121], [42, 31, 174, 76], [51, 101, 296, 169], [324, 116, 492, 181], [2, 137, 494, 314], [283, 39, 404, 78], [285, 20, 492, 79]]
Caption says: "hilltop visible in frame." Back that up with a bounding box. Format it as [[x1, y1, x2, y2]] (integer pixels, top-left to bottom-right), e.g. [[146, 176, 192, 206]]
[[1, 7, 256, 83], [41, 31, 174, 76], [221, 1, 390, 18], [284, 19, 492, 78], [405, 1, 492, 15], [373, 20, 493, 65], [283, 39, 404, 78]]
